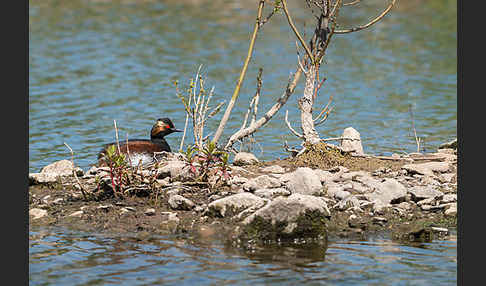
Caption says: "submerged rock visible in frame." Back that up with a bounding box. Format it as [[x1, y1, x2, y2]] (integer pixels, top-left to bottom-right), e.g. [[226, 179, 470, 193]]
[[238, 194, 330, 242], [392, 222, 434, 243]]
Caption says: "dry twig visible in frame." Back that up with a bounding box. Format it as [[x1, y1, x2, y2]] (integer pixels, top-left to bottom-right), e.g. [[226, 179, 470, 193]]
[[63, 142, 88, 200]]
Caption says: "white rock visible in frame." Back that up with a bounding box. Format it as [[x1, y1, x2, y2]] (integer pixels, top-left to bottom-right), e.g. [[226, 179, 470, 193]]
[[408, 186, 444, 202], [168, 195, 195, 211], [444, 204, 457, 217], [242, 175, 281, 191], [260, 165, 286, 174], [402, 162, 450, 177], [207, 193, 268, 217], [69, 210, 84, 217], [242, 194, 331, 231], [158, 160, 190, 180], [233, 152, 259, 166], [441, 194, 457, 203], [439, 173, 456, 183], [313, 169, 337, 183], [160, 212, 180, 223], [340, 127, 364, 155], [365, 178, 407, 205], [29, 173, 58, 185], [29, 208, 48, 220], [280, 167, 323, 195], [254, 188, 291, 199], [144, 208, 156, 216]]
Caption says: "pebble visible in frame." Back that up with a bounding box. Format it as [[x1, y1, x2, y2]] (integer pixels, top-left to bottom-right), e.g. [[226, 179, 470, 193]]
[[144, 208, 156, 216], [69, 210, 84, 217], [29, 208, 48, 220]]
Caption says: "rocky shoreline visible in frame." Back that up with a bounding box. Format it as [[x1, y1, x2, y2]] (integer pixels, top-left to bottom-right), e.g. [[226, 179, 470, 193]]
[[29, 138, 457, 246]]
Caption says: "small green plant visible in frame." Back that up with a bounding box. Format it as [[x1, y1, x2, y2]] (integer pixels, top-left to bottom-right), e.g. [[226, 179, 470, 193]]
[[182, 141, 232, 184], [101, 144, 128, 197]]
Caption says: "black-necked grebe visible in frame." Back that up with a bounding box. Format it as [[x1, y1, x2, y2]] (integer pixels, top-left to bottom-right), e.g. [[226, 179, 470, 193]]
[[98, 118, 182, 166]]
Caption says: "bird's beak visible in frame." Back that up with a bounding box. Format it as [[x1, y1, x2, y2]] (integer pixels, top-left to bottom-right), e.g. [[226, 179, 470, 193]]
[[171, 128, 183, 132]]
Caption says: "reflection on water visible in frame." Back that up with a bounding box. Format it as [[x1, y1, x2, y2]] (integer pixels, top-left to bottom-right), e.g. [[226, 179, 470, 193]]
[[29, 0, 456, 172], [30, 226, 456, 285]]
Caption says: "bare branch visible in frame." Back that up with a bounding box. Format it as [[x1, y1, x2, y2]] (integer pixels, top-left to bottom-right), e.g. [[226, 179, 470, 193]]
[[343, 0, 361, 6], [283, 141, 301, 157], [313, 94, 333, 122], [334, 0, 397, 34], [314, 106, 333, 126], [64, 142, 88, 200], [251, 68, 263, 126], [224, 66, 304, 150], [212, 0, 266, 144], [285, 110, 304, 138], [321, 136, 361, 142], [281, 0, 315, 64]]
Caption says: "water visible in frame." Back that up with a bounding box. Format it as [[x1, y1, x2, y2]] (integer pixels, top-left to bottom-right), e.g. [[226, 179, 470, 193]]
[[29, 0, 457, 173], [29, 226, 457, 285], [29, 0, 457, 284]]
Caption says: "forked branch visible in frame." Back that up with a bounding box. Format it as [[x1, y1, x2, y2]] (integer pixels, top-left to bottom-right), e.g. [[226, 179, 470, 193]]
[[334, 0, 397, 34]]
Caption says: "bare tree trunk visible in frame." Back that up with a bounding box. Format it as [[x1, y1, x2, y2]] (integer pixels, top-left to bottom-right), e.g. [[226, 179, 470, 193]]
[[299, 65, 320, 144]]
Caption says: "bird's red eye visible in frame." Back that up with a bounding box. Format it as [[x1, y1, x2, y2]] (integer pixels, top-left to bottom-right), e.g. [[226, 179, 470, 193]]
[[165, 124, 171, 129]]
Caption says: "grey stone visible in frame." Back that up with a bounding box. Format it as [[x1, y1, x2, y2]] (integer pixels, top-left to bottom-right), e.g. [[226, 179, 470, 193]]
[[233, 152, 259, 166], [408, 186, 444, 202], [29, 208, 48, 220], [228, 176, 249, 185], [439, 173, 456, 184], [313, 169, 337, 183], [41, 159, 83, 177], [161, 211, 179, 222], [241, 194, 330, 239], [441, 194, 457, 203], [396, 202, 412, 211], [242, 175, 282, 192], [254, 188, 291, 199], [444, 204, 457, 217], [402, 162, 450, 176], [365, 178, 407, 205], [280, 167, 323, 195], [69, 210, 84, 217], [144, 208, 156, 216], [417, 197, 436, 206], [260, 165, 286, 174], [439, 138, 457, 150], [339, 171, 370, 181], [207, 193, 268, 217], [160, 160, 193, 180], [340, 127, 364, 155], [29, 173, 59, 185], [97, 204, 113, 211], [334, 190, 351, 200], [168, 195, 195, 211], [120, 207, 136, 214], [334, 196, 361, 211]]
